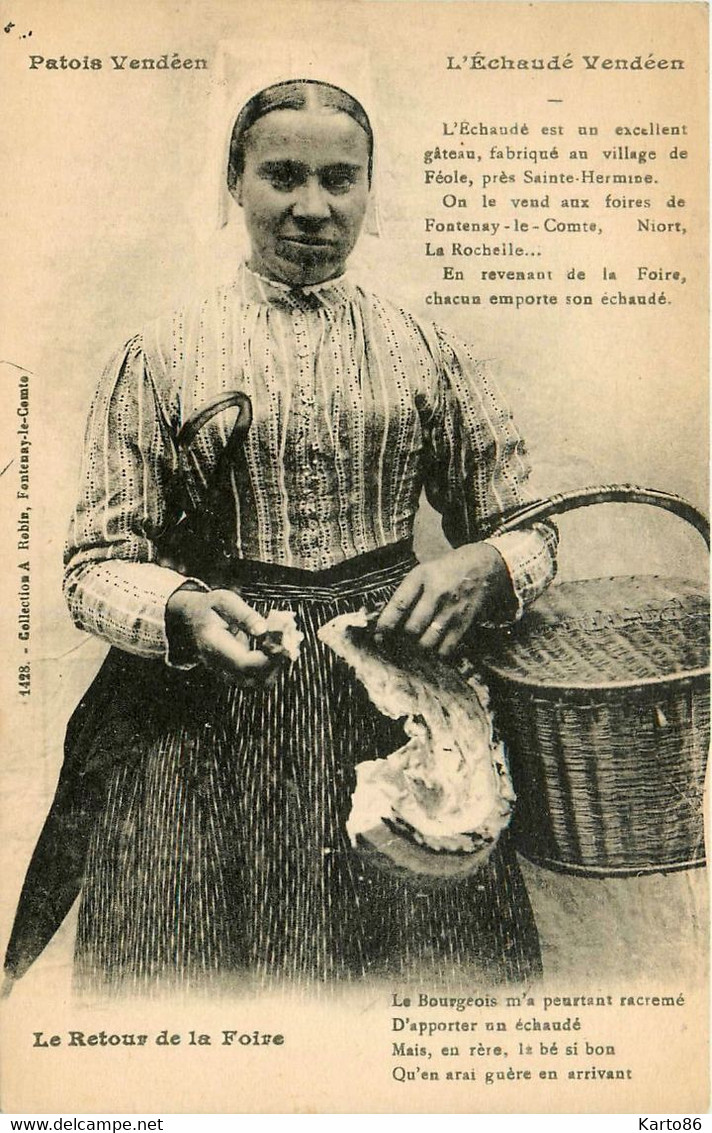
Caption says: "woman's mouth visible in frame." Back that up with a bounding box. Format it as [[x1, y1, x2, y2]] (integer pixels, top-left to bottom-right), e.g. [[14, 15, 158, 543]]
[[280, 235, 336, 249]]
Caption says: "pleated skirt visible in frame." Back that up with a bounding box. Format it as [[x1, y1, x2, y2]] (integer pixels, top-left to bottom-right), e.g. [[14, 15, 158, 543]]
[[74, 545, 542, 993]]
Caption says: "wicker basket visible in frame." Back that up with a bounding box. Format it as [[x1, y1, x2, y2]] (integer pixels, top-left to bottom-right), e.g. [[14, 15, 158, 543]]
[[479, 485, 710, 878]]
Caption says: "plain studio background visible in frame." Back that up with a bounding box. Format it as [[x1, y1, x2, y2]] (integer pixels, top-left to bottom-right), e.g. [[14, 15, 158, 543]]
[[0, 0, 707, 1115]]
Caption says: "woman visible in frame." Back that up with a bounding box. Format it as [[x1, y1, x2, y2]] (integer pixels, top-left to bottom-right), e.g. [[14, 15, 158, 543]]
[[60, 79, 557, 992]]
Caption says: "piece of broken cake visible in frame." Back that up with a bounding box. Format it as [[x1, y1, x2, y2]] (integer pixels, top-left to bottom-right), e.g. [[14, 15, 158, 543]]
[[318, 610, 515, 883]]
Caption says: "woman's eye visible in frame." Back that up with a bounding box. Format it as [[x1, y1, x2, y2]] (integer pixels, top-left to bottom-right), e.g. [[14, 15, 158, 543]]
[[269, 171, 299, 192], [322, 172, 355, 193]]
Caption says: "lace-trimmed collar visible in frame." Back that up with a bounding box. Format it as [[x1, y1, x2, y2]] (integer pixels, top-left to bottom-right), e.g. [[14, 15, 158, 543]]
[[237, 262, 355, 311]]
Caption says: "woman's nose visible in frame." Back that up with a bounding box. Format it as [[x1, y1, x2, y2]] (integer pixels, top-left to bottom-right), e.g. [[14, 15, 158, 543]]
[[291, 178, 331, 221]]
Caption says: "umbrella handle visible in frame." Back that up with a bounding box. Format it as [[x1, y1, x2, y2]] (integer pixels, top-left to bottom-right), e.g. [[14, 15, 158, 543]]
[[152, 391, 253, 543]]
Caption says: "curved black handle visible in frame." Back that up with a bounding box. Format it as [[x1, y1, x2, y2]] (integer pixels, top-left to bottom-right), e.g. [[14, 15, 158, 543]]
[[490, 484, 710, 550], [152, 392, 253, 544], [177, 391, 253, 451]]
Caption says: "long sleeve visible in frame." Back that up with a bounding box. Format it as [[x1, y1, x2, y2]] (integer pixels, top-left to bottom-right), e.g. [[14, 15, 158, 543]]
[[64, 336, 190, 658], [421, 326, 557, 617]]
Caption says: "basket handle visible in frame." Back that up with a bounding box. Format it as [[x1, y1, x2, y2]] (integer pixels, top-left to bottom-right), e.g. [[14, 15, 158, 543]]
[[490, 484, 710, 550]]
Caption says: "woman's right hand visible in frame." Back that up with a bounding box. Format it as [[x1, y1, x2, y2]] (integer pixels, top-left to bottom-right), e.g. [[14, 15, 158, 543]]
[[165, 587, 274, 682]]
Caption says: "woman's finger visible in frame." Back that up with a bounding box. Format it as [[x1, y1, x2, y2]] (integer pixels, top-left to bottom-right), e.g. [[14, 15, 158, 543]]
[[437, 623, 467, 659], [375, 572, 424, 633], [417, 609, 455, 651], [210, 589, 269, 637], [201, 622, 272, 676], [402, 591, 445, 637]]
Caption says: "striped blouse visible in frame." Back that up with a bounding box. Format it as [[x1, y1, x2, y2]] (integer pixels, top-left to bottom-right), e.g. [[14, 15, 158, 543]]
[[64, 264, 557, 659]]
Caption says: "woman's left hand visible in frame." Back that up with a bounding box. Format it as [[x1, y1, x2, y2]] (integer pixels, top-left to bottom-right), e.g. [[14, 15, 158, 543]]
[[375, 543, 515, 657]]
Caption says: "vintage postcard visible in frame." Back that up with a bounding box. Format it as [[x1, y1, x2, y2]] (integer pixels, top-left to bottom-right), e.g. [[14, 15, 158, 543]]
[[0, 0, 708, 1115]]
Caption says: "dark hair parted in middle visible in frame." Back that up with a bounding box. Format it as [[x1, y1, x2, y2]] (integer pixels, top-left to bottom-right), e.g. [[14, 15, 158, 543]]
[[227, 79, 374, 192]]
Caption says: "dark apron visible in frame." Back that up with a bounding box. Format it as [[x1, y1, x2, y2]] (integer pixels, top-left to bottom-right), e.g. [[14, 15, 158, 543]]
[[3, 392, 253, 984]]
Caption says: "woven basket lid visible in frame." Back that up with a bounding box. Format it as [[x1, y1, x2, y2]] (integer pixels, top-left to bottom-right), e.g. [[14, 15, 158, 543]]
[[480, 575, 709, 690]]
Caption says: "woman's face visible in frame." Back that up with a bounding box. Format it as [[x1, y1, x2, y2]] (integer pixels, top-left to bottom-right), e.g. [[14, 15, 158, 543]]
[[232, 107, 371, 287]]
